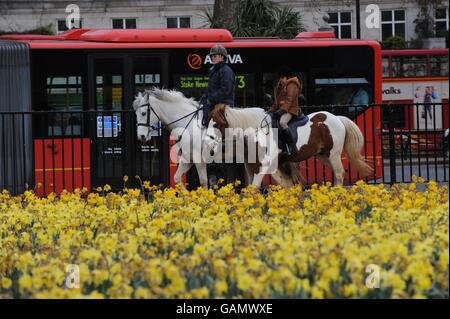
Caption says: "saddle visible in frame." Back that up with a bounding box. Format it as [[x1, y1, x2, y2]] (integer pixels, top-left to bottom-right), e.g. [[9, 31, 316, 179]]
[[269, 113, 309, 150]]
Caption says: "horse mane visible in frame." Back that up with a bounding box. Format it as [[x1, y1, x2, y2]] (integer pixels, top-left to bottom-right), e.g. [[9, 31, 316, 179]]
[[145, 88, 199, 108]]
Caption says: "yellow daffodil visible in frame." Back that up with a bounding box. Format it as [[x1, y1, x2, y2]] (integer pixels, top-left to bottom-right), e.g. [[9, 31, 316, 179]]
[[0, 181, 447, 298]]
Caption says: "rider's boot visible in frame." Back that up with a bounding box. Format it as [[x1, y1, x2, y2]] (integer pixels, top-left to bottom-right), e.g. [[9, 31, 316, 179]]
[[281, 128, 298, 155], [202, 108, 210, 127], [202, 102, 214, 128]]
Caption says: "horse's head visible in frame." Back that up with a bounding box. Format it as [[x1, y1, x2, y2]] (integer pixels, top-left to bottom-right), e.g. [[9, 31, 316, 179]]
[[133, 91, 160, 143]]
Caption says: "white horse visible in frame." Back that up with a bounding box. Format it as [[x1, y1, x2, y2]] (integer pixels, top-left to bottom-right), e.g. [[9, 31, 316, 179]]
[[133, 88, 212, 189], [206, 106, 302, 189], [133, 88, 298, 189], [208, 105, 373, 188]]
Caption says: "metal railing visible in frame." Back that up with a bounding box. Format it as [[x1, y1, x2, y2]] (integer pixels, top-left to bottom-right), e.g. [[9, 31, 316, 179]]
[[378, 102, 448, 184], [0, 103, 448, 194], [302, 102, 448, 185], [0, 109, 167, 195]]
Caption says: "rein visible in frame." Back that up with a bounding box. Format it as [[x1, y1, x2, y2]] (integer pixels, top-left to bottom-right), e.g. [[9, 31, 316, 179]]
[[260, 112, 272, 135], [136, 100, 205, 144]]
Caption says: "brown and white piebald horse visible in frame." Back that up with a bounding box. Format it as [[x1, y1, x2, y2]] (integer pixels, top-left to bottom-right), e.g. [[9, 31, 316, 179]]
[[207, 104, 373, 188]]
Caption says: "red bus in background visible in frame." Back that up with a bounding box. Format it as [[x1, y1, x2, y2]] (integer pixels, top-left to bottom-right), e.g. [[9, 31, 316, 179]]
[[382, 49, 449, 156], [1, 29, 382, 193]]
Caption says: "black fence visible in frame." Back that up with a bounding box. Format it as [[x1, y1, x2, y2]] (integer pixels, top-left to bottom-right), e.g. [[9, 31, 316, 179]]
[[379, 102, 448, 184], [0, 110, 169, 195], [0, 103, 448, 194], [302, 102, 448, 185]]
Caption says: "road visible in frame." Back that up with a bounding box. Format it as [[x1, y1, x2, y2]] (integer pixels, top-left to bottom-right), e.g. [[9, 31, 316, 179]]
[[374, 158, 449, 184]]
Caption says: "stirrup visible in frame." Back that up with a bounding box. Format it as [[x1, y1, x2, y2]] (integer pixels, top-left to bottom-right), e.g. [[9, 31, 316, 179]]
[[280, 128, 297, 156], [282, 145, 297, 156], [280, 150, 291, 157]]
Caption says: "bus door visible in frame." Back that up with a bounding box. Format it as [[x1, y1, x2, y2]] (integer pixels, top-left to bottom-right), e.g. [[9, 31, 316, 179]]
[[88, 53, 169, 190], [130, 55, 170, 189]]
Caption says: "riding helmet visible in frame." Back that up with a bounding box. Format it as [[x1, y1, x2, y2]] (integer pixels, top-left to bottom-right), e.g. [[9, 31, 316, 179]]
[[209, 44, 228, 58]]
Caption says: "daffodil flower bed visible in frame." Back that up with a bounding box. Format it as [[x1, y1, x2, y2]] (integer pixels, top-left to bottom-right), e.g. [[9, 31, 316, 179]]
[[0, 180, 448, 299]]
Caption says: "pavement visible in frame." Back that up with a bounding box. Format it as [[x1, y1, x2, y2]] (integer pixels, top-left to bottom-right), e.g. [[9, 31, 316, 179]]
[[374, 158, 449, 185]]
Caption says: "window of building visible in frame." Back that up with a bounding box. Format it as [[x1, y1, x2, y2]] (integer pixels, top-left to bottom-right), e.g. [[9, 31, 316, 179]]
[[167, 17, 191, 28], [435, 8, 449, 33], [57, 19, 82, 34], [112, 18, 137, 29], [381, 10, 406, 40], [328, 12, 352, 39]]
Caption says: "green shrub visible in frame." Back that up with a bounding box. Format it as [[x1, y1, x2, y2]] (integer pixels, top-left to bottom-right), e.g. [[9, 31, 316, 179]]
[[0, 24, 54, 35], [381, 36, 406, 50]]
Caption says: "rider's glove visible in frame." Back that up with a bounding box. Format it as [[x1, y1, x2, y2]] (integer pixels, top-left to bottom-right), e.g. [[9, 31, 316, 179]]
[[199, 94, 208, 106]]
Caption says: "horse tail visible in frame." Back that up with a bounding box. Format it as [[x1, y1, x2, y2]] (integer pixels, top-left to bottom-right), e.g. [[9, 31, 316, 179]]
[[338, 116, 373, 178], [279, 161, 302, 186]]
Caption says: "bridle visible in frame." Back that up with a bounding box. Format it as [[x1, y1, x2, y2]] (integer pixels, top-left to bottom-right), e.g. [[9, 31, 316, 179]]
[[136, 102, 161, 131], [136, 96, 206, 144]]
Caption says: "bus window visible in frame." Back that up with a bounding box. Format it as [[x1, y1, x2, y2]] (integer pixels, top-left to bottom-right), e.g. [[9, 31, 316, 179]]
[[319, 86, 371, 117], [382, 57, 390, 77], [430, 54, 449, 77], [313, 86, 359, 105], [133, 57, 162, 94], [31, 51, 86, 139], [262, 73, 276, 109], [94, 58, 124, 111], [173, 73, 209, 101], [392, 55, 427, 77], [313, 79, 372, 118], [173, 73, 255, 108], [235, 73, 255, 107], [46, 76, 83, 136]]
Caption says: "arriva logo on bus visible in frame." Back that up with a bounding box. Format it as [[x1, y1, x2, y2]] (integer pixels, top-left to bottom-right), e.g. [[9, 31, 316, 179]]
[[187, 53, 244, 70], [204, 54, 243, 64]]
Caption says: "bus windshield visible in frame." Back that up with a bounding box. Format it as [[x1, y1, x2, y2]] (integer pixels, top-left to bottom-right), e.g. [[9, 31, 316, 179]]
[[171, 45, 376, 115]]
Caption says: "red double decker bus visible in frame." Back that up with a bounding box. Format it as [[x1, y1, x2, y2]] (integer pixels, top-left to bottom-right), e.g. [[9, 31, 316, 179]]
[[0, 28, 382, 193], [382, 49, 449, 157], [382, 48, 449, 124]]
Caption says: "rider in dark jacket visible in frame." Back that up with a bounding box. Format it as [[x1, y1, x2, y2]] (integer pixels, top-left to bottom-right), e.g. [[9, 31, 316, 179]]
[[202, 44, 236, 127]]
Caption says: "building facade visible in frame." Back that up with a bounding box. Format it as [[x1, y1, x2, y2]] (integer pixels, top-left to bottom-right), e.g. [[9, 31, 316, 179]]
[[0, 0, 213, 33], [0, 0, 448, 43]]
